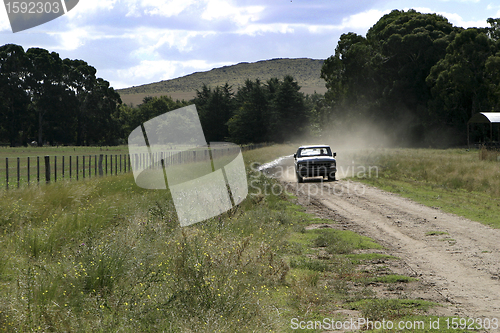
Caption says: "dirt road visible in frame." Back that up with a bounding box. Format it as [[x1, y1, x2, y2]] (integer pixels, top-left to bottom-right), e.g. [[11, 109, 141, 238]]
[[262, 156, 500, 320]]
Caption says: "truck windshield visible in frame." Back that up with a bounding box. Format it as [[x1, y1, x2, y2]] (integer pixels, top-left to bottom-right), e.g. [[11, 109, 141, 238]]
[[299, 148, 331, 157]]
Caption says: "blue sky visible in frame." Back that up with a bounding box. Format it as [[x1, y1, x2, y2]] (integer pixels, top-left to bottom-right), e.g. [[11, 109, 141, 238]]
[[1, 0, 498, 89]]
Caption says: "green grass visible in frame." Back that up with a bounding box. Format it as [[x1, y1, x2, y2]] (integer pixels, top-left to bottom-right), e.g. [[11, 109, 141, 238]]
[[351, 148, 500, 228], [346, 298, 438, 320], [0, 174, 290, 331], [0, 144, 447, 332]]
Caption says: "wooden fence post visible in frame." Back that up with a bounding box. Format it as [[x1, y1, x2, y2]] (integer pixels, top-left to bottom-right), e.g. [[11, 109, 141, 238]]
[[98, 154, 104, 176], [54, 156, 57, 182], [37, 156, 40, 183], [27, 157, 30, 185], [5, 158, 8, 190], [17, 157, 20, 188], [44, 155, 50, 183], [69, 156, 72, 179]]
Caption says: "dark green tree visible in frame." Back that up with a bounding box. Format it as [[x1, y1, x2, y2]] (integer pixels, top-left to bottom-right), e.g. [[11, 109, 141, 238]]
[[25, 47, 68, 146], [194, 83, 234, 142], [426, 28, 498, 139], [367, 10, 456, 126], [118, 95, 189, 143], [0, 44, 31, 146], [320, 32, 378, 121], [83, 78, 122, 145], [321, 9, 460, 145], [228, 79, 268, 143], [267, 75, 308, 142]]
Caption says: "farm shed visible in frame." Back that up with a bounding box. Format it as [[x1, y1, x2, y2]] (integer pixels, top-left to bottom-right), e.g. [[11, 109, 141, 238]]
[[467, 112, 500, 147]]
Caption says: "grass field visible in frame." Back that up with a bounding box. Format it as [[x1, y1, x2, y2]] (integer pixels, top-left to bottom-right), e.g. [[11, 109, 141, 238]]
[[0, 144, 449, 332], [349, 147, 500, 228]]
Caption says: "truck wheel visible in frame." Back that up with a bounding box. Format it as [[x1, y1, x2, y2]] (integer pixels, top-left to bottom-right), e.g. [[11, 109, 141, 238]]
[[297, 174, 304, 183], [328, 173, 336, 182]]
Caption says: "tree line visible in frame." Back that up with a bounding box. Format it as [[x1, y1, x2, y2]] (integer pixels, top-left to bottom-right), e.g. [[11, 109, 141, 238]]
[[320, 10, 500, 146], [0, 44, 122, 146], [117, 75, 311, 145], [0, 42, 311, 146], [2, 10, 499, 147]]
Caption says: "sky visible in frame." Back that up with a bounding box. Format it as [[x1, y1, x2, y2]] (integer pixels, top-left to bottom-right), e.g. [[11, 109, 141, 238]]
[[1, 0, 499, 90]]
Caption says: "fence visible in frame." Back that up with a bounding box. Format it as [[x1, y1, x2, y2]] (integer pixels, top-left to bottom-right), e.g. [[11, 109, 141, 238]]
[[0, 143, 270, 190], [1, 154, 130, 189]]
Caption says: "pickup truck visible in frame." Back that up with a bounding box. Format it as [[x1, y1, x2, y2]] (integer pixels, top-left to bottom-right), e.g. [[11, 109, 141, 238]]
[[293, 145, 336, 183]]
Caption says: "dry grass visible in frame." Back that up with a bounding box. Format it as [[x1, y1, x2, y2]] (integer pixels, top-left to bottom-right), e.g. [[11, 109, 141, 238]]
[[117, 58, 327, 106], [352, 148, 500, 196], [478, 146, 500, 162], [0, 145, 436, 332]]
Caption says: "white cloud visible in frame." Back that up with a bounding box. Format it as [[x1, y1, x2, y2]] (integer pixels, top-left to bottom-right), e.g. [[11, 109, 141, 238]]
[[264, 9, 390, 36], [65, 0, 118, 18], [445, 13, 488, 28], [141, 0, 198, 17], [232, 9, 391, 37], [202, 0, 264, 26], [338, 9, 391, 31], [125, 28, 216, 58], [439, 0, 480, 2], [236, 23, 295, 36], [47, 27, 91, 51], [411, 7, 489, 28], [0, 6, 11, 32]]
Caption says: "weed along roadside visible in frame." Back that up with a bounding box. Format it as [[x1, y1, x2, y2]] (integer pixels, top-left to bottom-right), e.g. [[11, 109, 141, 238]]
[[0, 144, 477, 332]]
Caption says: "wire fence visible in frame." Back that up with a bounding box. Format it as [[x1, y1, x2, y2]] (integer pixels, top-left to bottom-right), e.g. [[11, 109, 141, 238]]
[[0, 143, 269, 190]]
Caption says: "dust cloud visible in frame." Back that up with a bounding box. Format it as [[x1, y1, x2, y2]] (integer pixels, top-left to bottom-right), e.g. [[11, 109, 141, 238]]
[[284, 119, 393, 180]]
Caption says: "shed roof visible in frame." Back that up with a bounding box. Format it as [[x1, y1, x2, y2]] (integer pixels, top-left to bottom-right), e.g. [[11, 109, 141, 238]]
[[468, 112, 500, 124]]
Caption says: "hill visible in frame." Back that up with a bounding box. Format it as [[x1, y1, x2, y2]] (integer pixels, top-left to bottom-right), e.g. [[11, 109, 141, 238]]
[[117, 58, 327, 106]]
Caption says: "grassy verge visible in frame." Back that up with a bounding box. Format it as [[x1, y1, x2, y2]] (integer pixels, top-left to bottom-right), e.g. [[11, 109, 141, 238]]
[[0, 145, 442, 332], [350, 148, 500, 228]]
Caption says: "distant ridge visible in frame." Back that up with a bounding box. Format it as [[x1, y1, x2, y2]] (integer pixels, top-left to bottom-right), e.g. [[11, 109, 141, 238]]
[[117, 58, 326, 106]]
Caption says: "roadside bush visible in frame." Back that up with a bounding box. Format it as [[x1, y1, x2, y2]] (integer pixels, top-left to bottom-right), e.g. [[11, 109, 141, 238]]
[[313, 229, 354, 254]]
